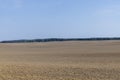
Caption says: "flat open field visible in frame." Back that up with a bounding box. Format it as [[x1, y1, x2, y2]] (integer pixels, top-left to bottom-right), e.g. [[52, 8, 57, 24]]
[[0, 41, 120, 80]]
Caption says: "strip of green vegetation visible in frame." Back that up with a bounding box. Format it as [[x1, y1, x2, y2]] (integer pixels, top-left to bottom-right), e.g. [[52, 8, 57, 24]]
[[1, 37, 120, 43]]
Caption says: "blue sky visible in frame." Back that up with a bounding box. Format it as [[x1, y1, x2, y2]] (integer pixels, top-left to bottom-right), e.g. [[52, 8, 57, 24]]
[[0, 0, 120, 40]]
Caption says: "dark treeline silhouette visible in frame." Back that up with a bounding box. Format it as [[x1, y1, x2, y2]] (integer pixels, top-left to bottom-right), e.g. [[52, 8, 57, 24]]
[[1, 37, 120, 43]]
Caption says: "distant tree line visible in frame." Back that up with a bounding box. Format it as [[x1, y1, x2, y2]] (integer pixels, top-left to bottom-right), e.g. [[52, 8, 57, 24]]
[[1, 37, 120, 43]]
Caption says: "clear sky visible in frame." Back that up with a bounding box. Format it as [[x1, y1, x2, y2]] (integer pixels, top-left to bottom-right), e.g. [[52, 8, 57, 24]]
[[0, 0, 120, 40]]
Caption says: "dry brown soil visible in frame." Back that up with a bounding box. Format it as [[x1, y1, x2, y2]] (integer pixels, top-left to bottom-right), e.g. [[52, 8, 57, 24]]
[[0, 41, 119, 80]]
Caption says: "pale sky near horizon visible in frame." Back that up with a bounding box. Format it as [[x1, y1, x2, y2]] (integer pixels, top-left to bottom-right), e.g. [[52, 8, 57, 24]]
[[0, 0, 120, 40]]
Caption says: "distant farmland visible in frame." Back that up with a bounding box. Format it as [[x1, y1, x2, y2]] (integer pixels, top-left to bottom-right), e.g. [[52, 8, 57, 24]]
[[0, 41, 119, 80]]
